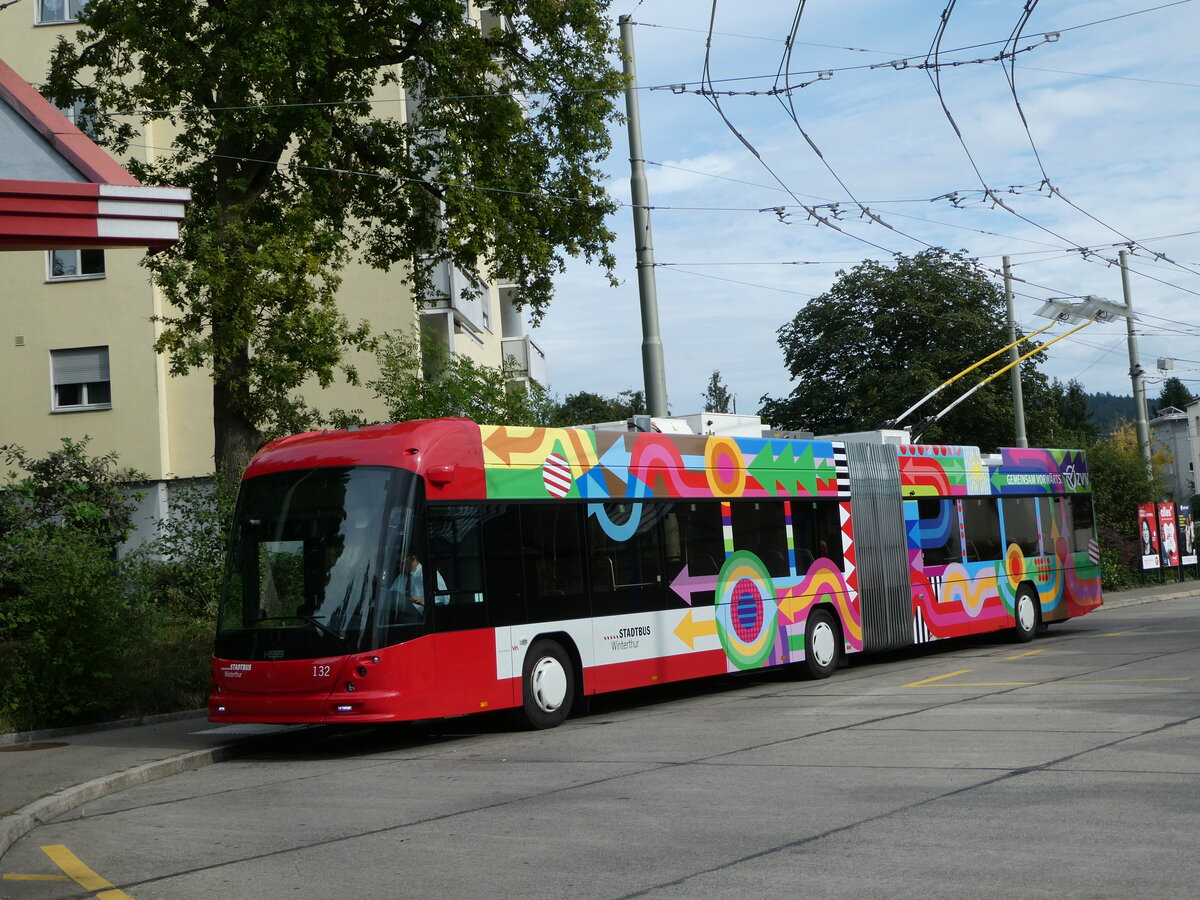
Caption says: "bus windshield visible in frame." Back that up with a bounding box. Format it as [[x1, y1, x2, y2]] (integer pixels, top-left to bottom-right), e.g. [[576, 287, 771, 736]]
[[215, 466, 423, 660]]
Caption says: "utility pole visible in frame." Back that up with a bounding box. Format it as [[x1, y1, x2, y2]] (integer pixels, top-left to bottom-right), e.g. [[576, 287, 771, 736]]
[[1003, 257, 1028, 448], [1120, 249, 1152, 466], [619, 15, 668, 418]]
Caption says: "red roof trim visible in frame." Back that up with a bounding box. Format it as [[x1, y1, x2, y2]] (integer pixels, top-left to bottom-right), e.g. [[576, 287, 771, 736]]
[[0, 57, 139, 187]]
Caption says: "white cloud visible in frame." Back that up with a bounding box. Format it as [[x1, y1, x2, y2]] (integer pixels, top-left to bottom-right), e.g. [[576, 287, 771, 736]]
[[535, 2, 1200, 415]]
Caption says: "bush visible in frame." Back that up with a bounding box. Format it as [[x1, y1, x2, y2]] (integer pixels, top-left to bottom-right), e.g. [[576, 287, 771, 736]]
[[0, 442, 228, 732], [125, 477, 236, 623], [0, 529, 140, 730]]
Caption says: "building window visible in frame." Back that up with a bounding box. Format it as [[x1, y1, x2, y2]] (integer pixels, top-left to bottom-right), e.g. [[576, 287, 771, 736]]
[[36, 0, 86, 24], [47, 249, 105, 281], [51, 346, 111, 411], [58, 97, 98, 138]]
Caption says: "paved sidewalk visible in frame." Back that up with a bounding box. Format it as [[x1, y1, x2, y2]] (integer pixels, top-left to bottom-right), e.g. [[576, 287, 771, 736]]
[[0, 713, 306, 857], [2, 580, 1198, 860]]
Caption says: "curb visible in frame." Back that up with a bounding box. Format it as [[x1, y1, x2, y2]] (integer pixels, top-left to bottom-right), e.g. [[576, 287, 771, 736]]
[[0, 708, 207, 748], [1097, 587, 1200, 610], [0, 744, 241, 859]]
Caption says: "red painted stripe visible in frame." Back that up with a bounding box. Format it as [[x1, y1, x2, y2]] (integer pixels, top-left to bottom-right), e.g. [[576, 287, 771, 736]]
[[0, 214, 100, 238], [0, 195, 103, 217]]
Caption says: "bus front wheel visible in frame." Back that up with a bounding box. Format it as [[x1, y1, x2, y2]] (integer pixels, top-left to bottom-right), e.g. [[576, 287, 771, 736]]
[[1013, 587, 1039, 643], [520, 639, 575, 729], [803, 608, 840, 679]]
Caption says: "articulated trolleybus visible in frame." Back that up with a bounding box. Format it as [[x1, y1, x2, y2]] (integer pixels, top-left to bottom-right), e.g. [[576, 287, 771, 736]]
[[210, 418, 1103, 728]]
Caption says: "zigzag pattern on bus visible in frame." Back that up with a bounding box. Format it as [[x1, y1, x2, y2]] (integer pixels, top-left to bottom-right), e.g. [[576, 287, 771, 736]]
[[479, 425, 846, 501]]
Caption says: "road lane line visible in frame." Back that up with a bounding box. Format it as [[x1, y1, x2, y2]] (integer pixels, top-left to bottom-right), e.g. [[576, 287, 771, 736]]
[[903, 669, 971, 687], [41, 845, 135, 899], [2, 873, 71, 881], [1006, 648, 1047, 660]]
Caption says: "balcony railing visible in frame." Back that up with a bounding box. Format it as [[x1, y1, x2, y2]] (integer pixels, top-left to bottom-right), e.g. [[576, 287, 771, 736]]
[[502, 334, 546, 385]]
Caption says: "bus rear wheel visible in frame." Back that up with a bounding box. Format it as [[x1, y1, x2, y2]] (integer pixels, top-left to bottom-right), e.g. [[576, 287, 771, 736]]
[[1013, 587, 1039, 643], [803, 608, 840, 679], [520, 639, 575, 729]]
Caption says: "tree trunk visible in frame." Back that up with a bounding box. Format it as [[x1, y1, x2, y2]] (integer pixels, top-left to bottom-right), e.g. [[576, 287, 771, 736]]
[[213, 342, 262, 489]]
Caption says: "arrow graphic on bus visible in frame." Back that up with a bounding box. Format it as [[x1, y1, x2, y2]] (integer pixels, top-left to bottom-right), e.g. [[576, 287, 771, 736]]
[[670, 564, 718, 605], [673, 609, 718, 649]]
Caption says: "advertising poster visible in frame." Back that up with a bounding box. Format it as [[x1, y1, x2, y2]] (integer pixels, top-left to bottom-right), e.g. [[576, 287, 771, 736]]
[[1180, 502, 1197, 566], [1158, 502, 1179, 568], [1139, 502, 1160, 569]]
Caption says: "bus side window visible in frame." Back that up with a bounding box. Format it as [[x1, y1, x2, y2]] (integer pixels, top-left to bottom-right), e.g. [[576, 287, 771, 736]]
[[792, 500, 844, 573], [1002, 496, 1040, 556], [916, 498, 961, 567], [522, 504, 589, 622], [961, 497, 1002, 563], [427, 505, 487, 632], [481, 504, 526, 627], [587, 502, 666, 616], [1069, 495, 1096, 552], [728, 500, 789, 578], [662, 501, 722, 607]]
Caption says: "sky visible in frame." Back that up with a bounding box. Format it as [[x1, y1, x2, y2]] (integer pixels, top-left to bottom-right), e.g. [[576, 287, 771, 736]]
[[527, 0, 1200, 419]]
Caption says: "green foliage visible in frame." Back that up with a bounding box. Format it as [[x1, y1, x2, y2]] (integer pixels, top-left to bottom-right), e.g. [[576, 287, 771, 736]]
[[45, 0, 623, 479], [702, 370, 732, 414], [1051, 378, 1098, 446], [1086, 420, 1174, 589], [125, 478, 238, 623], [0, 530, 137, 730], [1088, 421, 1168, 540], [550, 389, 647, 426], [0, 438, 142, 549], [0, 443, 223, 732], [364, 330, 552, 425], [759, 249, 1063, 450], [0, 440, 144, 730], [1084, 392, 1136, 435], [1152, 376, 1195, 415]]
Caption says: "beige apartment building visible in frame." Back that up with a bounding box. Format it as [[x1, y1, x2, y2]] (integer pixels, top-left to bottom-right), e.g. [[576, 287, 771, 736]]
[[1, 2, 546, 545]]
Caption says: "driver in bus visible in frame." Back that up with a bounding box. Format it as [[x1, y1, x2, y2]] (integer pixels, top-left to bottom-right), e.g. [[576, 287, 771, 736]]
[[390, 554, 426, 617]]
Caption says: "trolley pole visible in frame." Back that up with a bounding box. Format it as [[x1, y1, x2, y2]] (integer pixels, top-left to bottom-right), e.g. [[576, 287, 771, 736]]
[[1119, 250, 1152, 466], [1003, 257, 1028, 448], [619, 14, 668, 418]]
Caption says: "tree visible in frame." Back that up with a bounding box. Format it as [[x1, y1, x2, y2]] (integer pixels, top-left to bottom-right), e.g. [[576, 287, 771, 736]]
[[759, 249, 1061, 450], [46, 1, 622, 484], [550, 389, 646, 426], [702, 370, 732, 414], [1153, 376, 1195, 415], [363, 330, 551, 426], [1053, 378, 1098, 445], [1087, 420, 1170, 586]]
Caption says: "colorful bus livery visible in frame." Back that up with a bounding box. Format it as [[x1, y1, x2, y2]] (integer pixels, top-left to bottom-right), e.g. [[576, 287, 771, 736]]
[[210, 419, 1102, 729]]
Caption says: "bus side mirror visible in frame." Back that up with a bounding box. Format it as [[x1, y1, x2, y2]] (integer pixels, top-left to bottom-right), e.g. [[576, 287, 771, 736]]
[[427, 465, 456, 486]]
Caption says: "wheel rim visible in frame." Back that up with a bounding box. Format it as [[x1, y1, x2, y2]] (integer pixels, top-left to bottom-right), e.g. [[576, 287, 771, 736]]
[[1017, 595, 1036, 632], [810, 620, 836, 668], [530, 655, 568, 713]]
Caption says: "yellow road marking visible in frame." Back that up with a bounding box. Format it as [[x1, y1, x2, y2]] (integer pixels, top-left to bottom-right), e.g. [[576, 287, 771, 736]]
[[903, 669, 971, 687], [1061, 678, 1190, 684], [1006, 648, 1047, 660], [1104, 631, 1132, 636], [3, 873, 71, 881], [41, 845, 135, 899]]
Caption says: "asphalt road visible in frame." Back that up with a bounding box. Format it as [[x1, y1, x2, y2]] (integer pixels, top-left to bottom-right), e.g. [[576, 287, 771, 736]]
[[4, 597, 1200, 900]]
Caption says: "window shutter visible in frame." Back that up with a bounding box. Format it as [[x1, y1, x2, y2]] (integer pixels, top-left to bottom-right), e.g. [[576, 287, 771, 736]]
[[52, 347, 110, 384]]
